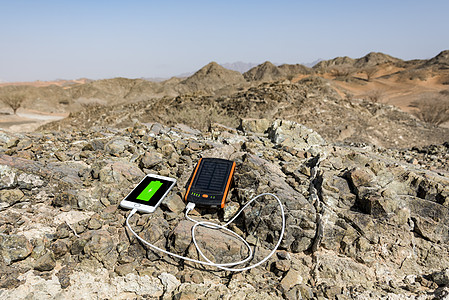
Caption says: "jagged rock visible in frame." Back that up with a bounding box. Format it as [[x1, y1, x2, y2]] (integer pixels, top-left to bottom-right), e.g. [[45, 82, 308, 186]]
[[140, 151, 163, 169], [56, 266, 73, 289], [50, 240, 69, 259], [115, 262, 135, 276], [431, 268, 449, 286], [162, 194, 185, 214], [268, 119, 325, 152], [53, 190, 78, 208], [0, 165, 16, 189], [240, 118, 271, 133], [87, 214, 103, 230], [83, 230, 117, 269], [33, 252, 56, 271], [0, 189, 24, 210], [280, 269, 303, 292], [170, 220, 247, 264], [237, 153, 316, 252], [159, 272, 181, 294], [0, 234, 33, 265], [105, 138, 130, 156]]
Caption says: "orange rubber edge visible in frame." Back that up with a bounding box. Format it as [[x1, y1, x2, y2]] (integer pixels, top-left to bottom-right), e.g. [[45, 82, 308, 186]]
[[184, 158, 202, 202], [221, 161, 236, 208]]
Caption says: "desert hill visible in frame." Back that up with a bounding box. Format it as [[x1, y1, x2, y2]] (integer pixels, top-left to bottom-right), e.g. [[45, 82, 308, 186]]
[[177, 62, 247, 94], [314, 52, 403, 71], [243, 61, 311, 82], [424, 50, 449, 69]]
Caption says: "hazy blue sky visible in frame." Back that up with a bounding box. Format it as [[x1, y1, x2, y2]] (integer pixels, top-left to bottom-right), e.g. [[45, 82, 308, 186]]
[[1, 0, 448, 82]]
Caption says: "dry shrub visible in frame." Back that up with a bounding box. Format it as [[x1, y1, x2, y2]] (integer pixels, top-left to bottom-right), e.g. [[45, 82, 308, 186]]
[[410, 93, 449, 125], [364, 89, 384, 103], [363, 66, 377, 81]]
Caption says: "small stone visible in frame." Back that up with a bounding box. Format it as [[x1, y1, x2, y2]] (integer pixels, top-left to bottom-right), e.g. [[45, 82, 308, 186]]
[[56, 266, 72, 289], [6, 138, 19, 148], [115, 263, 135, 276], [190, 271, 204, 284], [173, 292, 197, 300], [0, 189, 24, 209], [17, 139, 33, 150], [161, 144, 176, 156], [56, 223, 71, 239], [162, 194, 185, 214], [188, 141, 202, 151], [118, 254, 135, 264], [55, 151, 69, 162], [223, 202, 240, 221], [88, 214, 103, 230], [432, 268, 449, 286], [50, 240, 69, 259], [105, 138, 129, 156], [0, 234, 33, 265], [277, 250, 291, 260], [286, 284, 314, 300], [53, 191, 78, 208], [34, 252, 56, 272], [140, 151, 163, 169], [31, 239, 46, 259], [159, 272, 181, 294], [275, 259, 291, 272], [280, 269, 303, 292], [240, 118, 271, 133]]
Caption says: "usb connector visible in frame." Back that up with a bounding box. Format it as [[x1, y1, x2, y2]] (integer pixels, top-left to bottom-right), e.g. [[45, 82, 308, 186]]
[[186, 202, 196, 212]]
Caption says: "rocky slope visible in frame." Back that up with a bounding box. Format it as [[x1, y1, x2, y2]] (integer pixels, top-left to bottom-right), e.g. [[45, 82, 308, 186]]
[[41, 76, 449, 149], [0, 116, 449, 299]]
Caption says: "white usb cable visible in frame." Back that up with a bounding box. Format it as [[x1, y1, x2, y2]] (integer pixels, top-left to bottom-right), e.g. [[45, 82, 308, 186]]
[[126, 192, 285, 272]]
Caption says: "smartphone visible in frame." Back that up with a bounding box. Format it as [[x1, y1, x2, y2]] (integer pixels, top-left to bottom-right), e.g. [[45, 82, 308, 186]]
[[120, 174, 176, 213], [185, 158, 235, 208]]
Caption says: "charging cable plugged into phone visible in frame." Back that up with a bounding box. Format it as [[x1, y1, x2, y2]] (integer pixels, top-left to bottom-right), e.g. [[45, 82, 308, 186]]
[[120, 158, 285, 272]]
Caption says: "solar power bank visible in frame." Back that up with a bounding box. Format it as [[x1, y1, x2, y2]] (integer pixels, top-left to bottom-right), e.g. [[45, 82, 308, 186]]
[[184, 158, 236, 208]]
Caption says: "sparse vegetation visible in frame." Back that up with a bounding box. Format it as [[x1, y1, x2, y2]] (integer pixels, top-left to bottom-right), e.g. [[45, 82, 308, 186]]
[[364, 89, 384, 103], [410, 93, 449, 125], [404, 69, 428, 81], [0, 88, 26, 114], [362, 66, 377, 81]]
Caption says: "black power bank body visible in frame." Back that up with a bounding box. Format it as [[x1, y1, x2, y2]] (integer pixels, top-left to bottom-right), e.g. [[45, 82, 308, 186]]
[[185, 158, 235, 208]]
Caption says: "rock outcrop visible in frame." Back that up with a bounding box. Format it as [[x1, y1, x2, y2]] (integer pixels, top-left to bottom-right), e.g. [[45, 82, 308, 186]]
[[1, 117, 449, 298]]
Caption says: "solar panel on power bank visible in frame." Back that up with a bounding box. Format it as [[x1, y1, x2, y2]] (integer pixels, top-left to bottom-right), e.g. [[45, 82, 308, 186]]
[[184, 158, 235, 208]]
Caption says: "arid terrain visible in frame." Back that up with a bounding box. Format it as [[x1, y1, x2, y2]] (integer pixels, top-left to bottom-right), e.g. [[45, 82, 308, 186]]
[[1, 51, 449, 299]]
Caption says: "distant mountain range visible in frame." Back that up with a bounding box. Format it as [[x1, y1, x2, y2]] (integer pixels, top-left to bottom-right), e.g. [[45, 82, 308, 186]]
[[143, 59, 323, 82], [222, 59, 322, 73]]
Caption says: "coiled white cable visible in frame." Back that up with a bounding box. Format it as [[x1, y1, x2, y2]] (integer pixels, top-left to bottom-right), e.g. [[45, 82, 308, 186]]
[[125, 192, 285, 272]]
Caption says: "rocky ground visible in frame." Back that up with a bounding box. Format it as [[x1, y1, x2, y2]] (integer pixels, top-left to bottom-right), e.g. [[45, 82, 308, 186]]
[[0, 117, 449, 299]]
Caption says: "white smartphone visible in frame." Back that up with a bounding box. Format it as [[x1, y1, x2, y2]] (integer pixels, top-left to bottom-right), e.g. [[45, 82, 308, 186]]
[[120, 174, 176, 213]]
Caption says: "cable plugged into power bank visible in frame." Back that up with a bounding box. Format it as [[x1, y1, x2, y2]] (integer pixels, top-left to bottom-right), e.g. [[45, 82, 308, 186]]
[[126, 192, 285, 272]]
